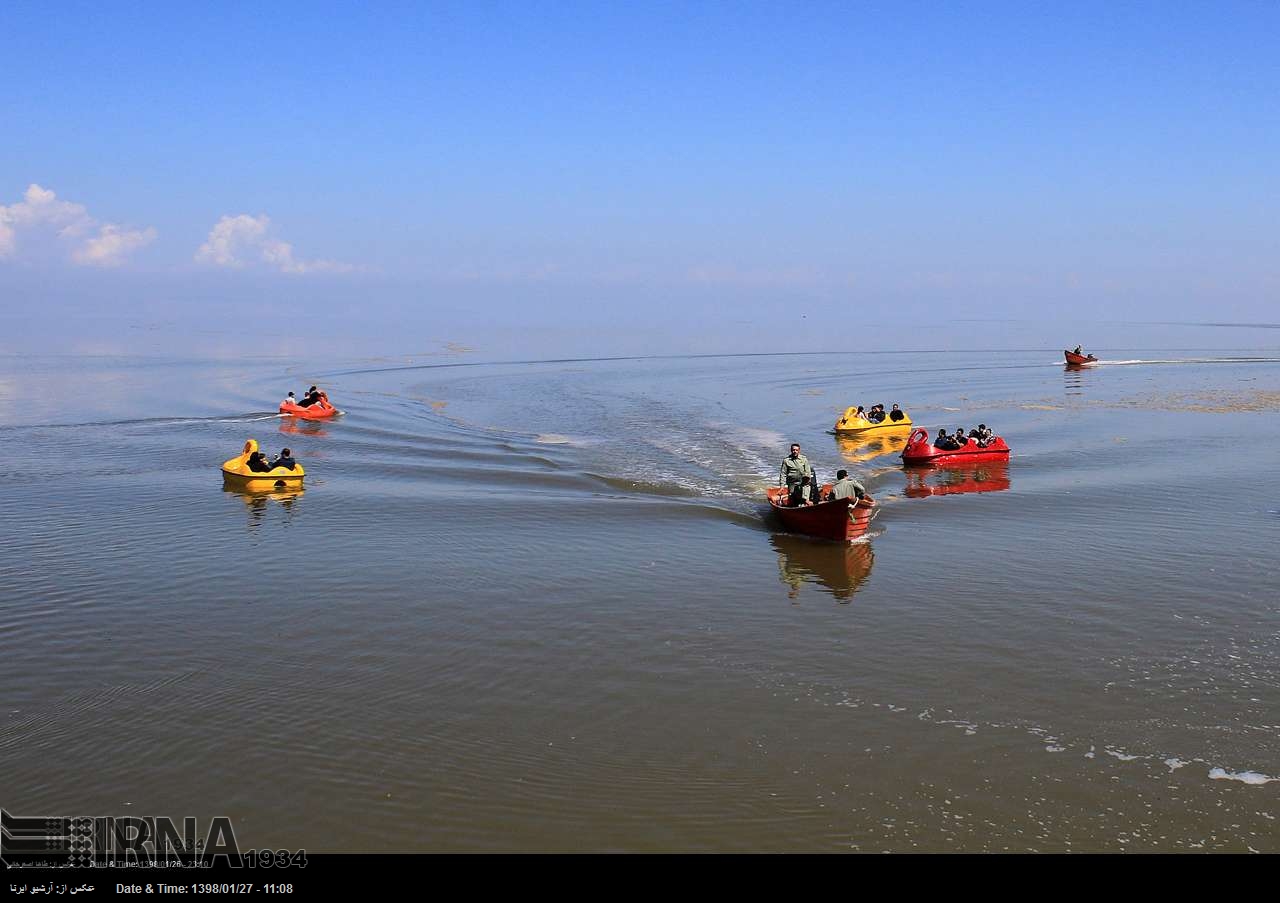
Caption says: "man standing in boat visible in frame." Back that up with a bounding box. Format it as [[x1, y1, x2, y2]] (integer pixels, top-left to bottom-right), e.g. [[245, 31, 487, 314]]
[[780, 443, 814, 505]]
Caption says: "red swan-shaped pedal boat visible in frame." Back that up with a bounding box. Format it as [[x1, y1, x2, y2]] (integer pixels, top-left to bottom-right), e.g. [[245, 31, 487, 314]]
[[901, 428, 1010, 465]]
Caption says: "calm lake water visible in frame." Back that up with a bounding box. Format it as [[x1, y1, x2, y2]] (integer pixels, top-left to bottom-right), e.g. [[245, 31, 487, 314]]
[[2, 347, 1278, 851]]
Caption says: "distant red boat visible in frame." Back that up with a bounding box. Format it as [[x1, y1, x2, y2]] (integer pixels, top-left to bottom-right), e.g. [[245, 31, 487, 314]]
[[766, 486, 877, 542], [1064, 349, 1098, 365], [279, 397, 339, 419], [901, 428, 1010, 465]]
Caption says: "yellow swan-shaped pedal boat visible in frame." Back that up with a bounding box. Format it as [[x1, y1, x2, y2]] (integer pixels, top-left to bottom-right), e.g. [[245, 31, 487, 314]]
[[221, 439, 305, 488], [833, 406, 913, 434]]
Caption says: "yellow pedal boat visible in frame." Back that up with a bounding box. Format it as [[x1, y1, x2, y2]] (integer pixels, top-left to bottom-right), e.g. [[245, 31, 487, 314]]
[[221, 439, 305, 488], [833, 407, 913, 434]]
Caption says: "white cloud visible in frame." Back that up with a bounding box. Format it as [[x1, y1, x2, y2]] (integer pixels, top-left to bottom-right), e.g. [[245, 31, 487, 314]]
[[0, 183, 155, 266], [196, 214, 355, 275], [73, 224, 159, 267]]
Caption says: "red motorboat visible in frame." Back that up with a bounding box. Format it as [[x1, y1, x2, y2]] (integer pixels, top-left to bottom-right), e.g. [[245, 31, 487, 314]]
[[901, 428, 1010, 465], [1064, 349, 1098, 365], [903, 460, 1011, 498], [766, 485, 877, 542], [279, 395, 339, 419]]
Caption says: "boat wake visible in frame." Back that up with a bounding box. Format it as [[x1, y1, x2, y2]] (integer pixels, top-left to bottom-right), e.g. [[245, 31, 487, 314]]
[[1092, 357, 1280, 367], [0, 412, 284, 431]]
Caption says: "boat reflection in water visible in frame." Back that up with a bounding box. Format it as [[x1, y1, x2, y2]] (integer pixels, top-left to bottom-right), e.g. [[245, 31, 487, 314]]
[[903, 459, 1011, 498], [222, 483, 305, 527], [771, 533, 875, 603], [834, 432, 909, 465], [279, 418, 329, 437], [1063, 364, 1095, 398]]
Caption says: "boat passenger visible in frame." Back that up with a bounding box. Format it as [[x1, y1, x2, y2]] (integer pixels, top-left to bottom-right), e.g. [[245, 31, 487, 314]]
[[789, 475, 817, 507], [1073, 345, 1083, 355], [283, 391, 298, 407], [889, 404, 905, 422], [954, 429, 970, 447], [779, 443, 814, 505], [830, 469, 866, 501], [934, 428, 956, 450], [867, 404, 885, 423], [854, 406, 867, 422], [247, 451, 273, 473], [300, 386, 320, 407], [271, 448, 297, 470]]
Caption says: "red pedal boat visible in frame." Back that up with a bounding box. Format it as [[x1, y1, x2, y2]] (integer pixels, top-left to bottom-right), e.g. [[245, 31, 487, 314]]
[[901, 428, 1010, 465], [1064, 349, 1098, 365], [279, 395, 339, 419], [766, 485, 877, 542]]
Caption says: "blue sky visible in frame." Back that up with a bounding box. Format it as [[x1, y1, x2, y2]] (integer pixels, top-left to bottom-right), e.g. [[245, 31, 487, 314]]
[[2, 1, 1277, 354]]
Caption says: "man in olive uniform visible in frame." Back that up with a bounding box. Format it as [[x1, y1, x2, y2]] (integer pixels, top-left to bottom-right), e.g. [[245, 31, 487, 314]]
[[829, 469, 865, 501], [779, 443, 814, 505]]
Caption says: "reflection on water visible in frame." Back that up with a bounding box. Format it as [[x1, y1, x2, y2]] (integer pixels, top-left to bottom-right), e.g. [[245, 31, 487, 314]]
[[771, 533, 875, 602], [279, 418, 329, 437], [1063, 365, 1095, 397], [833, 432, 909, 465], [903, 460, 1011, 498], [222, 484, 305, 528]]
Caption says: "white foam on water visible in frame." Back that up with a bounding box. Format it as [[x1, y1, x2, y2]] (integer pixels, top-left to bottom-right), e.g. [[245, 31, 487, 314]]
[[1208, 768, 1277, 785], [1164, 758, 1189, 772], [1100, 357, 1280, 367], [534, 433, 573, 445]]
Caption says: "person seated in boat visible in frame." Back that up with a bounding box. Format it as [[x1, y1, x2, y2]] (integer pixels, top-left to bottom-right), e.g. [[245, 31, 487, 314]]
[[283, 391, 298, 407], [972, 424, 994, 447], [1073, 345, 1083, 355], [934, 428, 956, 450], [889, 403, 905, 422], [780, 443, 814, 505], [299, 386, 320, 407], [788, 474, 817, 507], [271, 447, 297, 470], [247, 451, 274, 473], [867, 404, 885, 423], [830, 469, 865, 501], [954, 428, 970, 447]]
